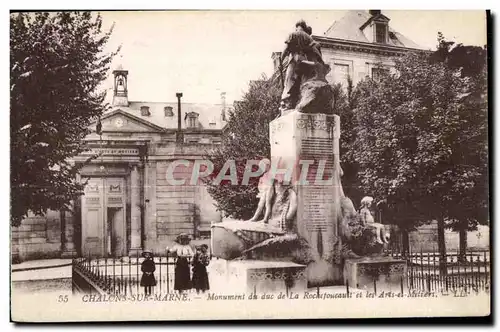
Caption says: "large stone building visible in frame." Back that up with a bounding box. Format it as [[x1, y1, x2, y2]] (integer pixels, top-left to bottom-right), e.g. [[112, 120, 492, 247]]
[[272, 10, 425, 87], [12, 66, 227, 260]]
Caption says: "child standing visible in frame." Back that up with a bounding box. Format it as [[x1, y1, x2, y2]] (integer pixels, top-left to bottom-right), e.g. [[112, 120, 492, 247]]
[[140, 251, 157, 296], [191, 244, 210, 294]]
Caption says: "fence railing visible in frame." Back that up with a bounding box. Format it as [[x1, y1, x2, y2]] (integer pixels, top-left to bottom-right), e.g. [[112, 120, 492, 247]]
[[72, 248, 490, 297], [388, 248, 490, 294], [72, 251, 207, 297]]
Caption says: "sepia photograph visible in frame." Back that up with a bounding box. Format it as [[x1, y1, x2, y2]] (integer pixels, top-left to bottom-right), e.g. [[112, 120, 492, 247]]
[[9, 7, 490, 322]]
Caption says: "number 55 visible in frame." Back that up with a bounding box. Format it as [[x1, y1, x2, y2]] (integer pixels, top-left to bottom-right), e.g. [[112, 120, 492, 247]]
[[58, 295, 68, 303]]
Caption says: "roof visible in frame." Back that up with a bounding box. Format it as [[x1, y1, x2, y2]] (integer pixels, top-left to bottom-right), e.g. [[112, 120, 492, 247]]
[[323, 10, 424, 50], [106, 101, 226, 130]]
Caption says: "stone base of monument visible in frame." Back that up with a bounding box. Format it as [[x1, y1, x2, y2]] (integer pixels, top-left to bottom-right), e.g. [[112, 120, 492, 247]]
[[211, 220, 285, 260], [343, 257, 407, 293], [209, 259, 307, 294]]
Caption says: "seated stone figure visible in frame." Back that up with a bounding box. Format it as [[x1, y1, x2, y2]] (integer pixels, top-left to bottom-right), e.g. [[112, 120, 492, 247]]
[[339, 195, 391, 257], [359, 196, 389, 245], [211, 173, 313, 263], [249, 159, 274, 222]]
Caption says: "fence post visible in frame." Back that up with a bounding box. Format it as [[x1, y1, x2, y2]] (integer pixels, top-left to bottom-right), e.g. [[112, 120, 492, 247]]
[[167, 251, 170, 294], [120, 257, 124, 294], [475, 254, 481, 293], [373, 278, 377, 296], [408, 246, 413, 289], [483, 251, 488, 287], [159, 253, 162, 296], [420, 248, 424, 290]]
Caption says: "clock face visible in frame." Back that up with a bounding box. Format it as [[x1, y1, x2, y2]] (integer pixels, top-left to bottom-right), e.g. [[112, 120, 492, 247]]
[[115, 118, 124, 128]]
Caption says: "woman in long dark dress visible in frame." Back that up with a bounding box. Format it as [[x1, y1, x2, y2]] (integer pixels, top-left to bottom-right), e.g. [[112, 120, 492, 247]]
[[192, 244, 210, 294], [140, 251, 157, 296], [167, 233, 194, 293]]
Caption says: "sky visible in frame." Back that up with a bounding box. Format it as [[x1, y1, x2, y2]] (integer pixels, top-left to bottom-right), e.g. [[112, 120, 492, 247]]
[[98, 10, 487, 105]]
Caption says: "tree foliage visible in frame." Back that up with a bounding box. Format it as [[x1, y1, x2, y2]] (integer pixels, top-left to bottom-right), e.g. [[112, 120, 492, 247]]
[[204, 77, 281, 220], [350, 44, 488, 232], [10, 12, 119, 226], [331, 78, 362, 203]]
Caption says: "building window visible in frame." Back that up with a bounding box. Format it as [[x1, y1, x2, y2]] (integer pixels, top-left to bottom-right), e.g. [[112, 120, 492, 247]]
[[185, 112, 199, 128], [164, 106, 174, 117], [188, 116, 197, 128], [375, 23, 387, 43], [333, 64, 350, 88], [140, 106, 150, 116], [372, 67, 390, 81], [200, 138, 211, 144]]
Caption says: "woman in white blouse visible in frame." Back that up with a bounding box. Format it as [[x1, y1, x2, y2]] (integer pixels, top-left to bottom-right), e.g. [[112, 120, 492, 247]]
[[167, 233, 194, 293]]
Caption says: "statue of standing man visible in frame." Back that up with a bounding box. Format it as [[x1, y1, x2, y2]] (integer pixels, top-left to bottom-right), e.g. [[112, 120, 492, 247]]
[[279, 20, 333, 115]]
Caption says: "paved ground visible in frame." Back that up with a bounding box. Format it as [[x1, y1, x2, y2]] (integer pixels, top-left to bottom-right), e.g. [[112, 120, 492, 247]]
[[11, 259, 73, 297], [12, 259, 72, 282], [12, 278, 72, 295], [12, 258, 72, 271]]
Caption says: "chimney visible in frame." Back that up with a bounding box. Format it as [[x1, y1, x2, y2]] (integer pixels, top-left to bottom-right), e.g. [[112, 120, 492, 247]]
[[220, 92, 226, 121], [164, 106, 174, 117], [271, 52, 282, 74], [176, 93, 183, 143], [369, 10, 381, 16]]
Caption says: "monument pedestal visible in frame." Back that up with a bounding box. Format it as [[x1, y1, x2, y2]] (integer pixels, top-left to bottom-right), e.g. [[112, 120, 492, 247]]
[[270, 110, 342, 286], [343, 257, 408, 293], [209, 259, 307, 294]]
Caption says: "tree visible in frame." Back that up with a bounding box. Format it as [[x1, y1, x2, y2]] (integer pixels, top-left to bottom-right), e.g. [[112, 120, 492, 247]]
[[10, 12, 119, 226], [332, 77, 362, 204], [351, 49, 487, 272], [431, 33, 489, 261], [204, 77, 281, 220]]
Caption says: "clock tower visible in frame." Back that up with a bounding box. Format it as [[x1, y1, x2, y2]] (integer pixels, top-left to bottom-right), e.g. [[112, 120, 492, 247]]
[[112, 64, 129, 107]]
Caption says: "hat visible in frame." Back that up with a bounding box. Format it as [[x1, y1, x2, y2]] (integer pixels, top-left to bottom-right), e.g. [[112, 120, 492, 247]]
[[176, 233, 191, 243], [361, 196, 374, 205], [141, 251, 153, 258]]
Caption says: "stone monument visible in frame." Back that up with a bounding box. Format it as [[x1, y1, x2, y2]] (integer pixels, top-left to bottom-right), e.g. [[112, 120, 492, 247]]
[[211, 20, 406, 292]]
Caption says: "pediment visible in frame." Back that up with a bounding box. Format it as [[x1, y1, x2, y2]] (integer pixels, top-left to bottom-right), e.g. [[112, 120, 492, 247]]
[[89, 109, 165, 133], [360, 14, 390, 30], [373, 14, 390, 23]]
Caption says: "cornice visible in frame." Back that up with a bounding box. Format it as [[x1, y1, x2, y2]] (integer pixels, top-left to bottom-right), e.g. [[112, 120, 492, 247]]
[[314, 35, 430, 57]]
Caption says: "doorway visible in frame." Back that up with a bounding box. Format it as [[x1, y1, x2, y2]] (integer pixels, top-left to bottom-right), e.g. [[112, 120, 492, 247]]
[[81, 177, 127, 257]]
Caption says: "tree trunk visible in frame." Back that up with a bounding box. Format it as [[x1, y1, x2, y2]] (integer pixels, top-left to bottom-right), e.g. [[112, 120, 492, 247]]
[[437, 218, 447, 275], [402, 228, 410, 256], [459, 226, 467, 263]]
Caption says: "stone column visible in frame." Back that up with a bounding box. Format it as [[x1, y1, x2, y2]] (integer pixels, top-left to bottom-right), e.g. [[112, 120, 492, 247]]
[[270, 110, 342, 287], [144, 161, 157, 251], [130, 165, 142, 254]]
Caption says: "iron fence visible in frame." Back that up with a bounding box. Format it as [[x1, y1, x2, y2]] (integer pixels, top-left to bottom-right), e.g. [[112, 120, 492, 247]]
[[388, 248, 490, 294], [72, 247, 491, 297], [72, 251, 208, 296]]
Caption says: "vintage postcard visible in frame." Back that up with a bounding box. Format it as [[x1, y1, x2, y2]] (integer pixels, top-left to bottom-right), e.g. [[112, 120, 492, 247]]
[[10, 9, 490, 322]]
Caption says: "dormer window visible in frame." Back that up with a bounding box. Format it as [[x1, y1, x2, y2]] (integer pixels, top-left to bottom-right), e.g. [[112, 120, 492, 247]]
[[164, 106, 174, 117], [188, 117, 197, 128], [185, 112, 199, 128], [375, 23, 387, 44], [140, 106, 150, 116]]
